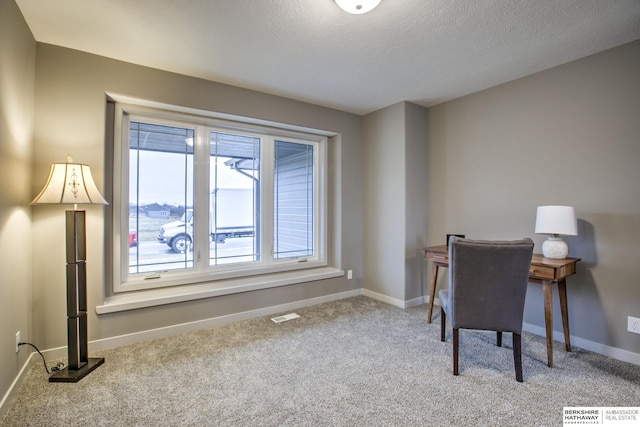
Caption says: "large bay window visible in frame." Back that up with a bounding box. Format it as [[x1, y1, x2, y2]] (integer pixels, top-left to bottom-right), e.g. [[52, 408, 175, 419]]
[[103, 98, 335, 310]]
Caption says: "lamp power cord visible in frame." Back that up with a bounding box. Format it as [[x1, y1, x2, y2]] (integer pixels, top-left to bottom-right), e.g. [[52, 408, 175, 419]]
[[17, 342, 65, 374]]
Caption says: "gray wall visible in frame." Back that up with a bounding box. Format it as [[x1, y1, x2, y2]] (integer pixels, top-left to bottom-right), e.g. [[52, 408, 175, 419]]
[[404, 102, 429, 302], [362, 101, 430, 303], [426, 40, 640, 356], [362, 103, 406, 300], [0, 0, 35, 406], [30, 44, 363, 350]]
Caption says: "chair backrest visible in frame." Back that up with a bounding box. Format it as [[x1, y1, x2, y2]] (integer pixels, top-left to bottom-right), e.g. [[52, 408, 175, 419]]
[[447, 237, 534, 333]]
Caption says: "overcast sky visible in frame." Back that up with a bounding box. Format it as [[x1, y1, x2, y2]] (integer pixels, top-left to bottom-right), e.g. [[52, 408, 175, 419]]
[[131, 151, 254, 206]]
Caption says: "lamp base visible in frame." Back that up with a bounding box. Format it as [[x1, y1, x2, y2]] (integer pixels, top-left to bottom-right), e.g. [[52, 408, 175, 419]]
[[541, 237, 569, 259], [49, 357, 104, 383]]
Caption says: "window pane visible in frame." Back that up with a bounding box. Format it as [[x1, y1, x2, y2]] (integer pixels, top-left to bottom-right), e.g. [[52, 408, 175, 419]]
[[209, 132, 260, 266], [274, 141, 314, 259], [113, 102, 328, 293], [129, 121, 194, 273]]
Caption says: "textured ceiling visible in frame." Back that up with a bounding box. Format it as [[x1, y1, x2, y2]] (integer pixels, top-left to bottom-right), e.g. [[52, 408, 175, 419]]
[[15, 0, 640, 115]]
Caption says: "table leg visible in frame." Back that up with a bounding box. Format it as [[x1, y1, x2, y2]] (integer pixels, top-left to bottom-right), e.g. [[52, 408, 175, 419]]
[[542, 281, 554, 367], [427, 264, 439, 323], [558, 279, 572, 352]]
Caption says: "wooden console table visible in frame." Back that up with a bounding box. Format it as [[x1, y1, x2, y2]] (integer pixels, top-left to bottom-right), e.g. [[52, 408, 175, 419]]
[[423, 245, 580, 367]]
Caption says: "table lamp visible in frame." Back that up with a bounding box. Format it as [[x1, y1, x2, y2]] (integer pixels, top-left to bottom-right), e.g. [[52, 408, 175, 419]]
[[31, 156, 107, 382], [534, 205, 577, 259]]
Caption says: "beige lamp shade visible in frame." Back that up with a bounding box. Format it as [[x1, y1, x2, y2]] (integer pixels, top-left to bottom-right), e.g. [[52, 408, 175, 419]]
[[31, 161, 108, 205]]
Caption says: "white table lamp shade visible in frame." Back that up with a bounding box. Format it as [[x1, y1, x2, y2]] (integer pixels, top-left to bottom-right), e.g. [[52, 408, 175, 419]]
[[534, 206, 577, 236], [535, 205, 577, 259]]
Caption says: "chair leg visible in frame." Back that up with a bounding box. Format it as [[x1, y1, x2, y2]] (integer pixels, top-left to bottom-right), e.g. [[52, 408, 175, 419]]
[[440, 307, 446, 342], [513, 333, 523, 382], [496, 331, 502, 347], [453, 328, 459, 375]]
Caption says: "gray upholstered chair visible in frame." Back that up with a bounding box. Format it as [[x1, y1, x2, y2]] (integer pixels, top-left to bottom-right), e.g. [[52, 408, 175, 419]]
[[439, 237, 534, 382]]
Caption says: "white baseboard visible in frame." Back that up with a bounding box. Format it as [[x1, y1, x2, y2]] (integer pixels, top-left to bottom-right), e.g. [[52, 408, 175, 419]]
[[42, 288, 363, 360], [522, 322, 640, 366], [24, 290, 640, 369], [365, 290, 640, 367], [405, 295, 435, 308], [1, 288, 362, 416], [0, 352, 37, 419], [361, 288, 405, 308], [361, 288, 437, 309], [5, 288, 637, 417]]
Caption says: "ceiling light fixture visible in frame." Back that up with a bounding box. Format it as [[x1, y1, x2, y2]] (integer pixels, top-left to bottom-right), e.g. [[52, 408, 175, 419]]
[[335, 0, 382, 14]]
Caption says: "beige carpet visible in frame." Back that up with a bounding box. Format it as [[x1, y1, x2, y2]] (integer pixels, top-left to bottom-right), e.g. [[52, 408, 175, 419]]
[[2, 296, 639, 426]]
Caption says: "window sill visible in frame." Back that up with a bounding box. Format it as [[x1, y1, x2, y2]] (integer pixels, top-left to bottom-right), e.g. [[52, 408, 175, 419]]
[[96, 266, 344, 314]]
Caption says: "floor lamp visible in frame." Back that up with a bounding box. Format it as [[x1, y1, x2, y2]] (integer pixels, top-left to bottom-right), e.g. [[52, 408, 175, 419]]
[[31, 157, 107, 382]]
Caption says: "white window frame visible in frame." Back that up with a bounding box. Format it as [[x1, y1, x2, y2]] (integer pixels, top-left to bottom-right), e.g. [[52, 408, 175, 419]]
[[99, 96, 341, 314]]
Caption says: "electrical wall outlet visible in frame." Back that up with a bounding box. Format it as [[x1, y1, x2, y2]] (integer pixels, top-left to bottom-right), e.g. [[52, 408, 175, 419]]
[[628, 316, 640, 334], [347, 270, 353, 280], [15, 331, 20, 353]]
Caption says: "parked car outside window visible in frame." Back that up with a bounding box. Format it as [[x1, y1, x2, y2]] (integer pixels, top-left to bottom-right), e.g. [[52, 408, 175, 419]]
[[128, 231, 137, 248]]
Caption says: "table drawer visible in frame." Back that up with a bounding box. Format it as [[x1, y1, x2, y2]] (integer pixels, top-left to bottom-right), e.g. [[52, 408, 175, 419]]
[[426, 254, 448, 264], [529, 265, 555, 279]]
